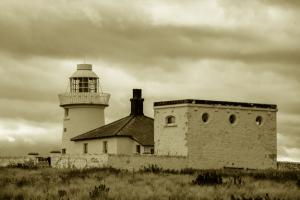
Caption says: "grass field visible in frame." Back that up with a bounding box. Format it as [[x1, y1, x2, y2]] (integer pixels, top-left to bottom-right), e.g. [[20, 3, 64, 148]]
[[0, 166, 299, 200]]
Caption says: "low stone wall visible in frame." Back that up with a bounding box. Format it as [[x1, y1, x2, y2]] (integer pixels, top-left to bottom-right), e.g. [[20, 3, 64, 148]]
[[51, 154, 109, 169], [2, 155, 300, 172], [50, 154, 188, 170], [108, 154, 188, 171], [0, 156, 38, 167], [277, 161, 300, 171]]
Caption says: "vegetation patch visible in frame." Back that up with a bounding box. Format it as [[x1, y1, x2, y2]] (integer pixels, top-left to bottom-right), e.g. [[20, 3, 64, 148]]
[[0, 167, 299, 200]]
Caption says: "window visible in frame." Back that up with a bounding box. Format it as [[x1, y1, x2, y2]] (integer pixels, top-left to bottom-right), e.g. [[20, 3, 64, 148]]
[[256, 116, 263, 126], [150, 148, 154, 154], [229, 114, 237, 124], [136, 145, 141, 154], [64, 108, 69, 118], [103, 141, 108, 154], [202, 113, 209, 123], [166, 116, 175, 124], [70, 77, 99, 93], [62, 149, 66, 154], [63, 128, 67, 132], [83, 143, 88, 154]]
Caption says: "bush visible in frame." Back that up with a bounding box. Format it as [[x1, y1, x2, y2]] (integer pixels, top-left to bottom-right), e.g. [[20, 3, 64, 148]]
[[180, 168, 197, 175], [89, 184, 109, 199], [141, 164, 163, 174], [192, 172, 222, 185], [28, 152, 39, 156], [297, 179, 300, 188]]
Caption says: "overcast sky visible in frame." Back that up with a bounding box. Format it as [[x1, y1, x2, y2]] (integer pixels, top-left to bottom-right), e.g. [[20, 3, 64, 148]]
[[0, 0, 299, 161]]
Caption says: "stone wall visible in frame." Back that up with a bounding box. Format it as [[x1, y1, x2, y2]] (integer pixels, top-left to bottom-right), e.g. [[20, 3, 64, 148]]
[[187, 105, 277, 170], [51, 154, 109, 168], [277, 161, 300, 171], [154, 103, 277, 170], [108, 154, 188, 171], [0, 156, 37, 167], [50, 154, 187, 170], [154, 106, 189, 156], [2, 155, 300, 172]]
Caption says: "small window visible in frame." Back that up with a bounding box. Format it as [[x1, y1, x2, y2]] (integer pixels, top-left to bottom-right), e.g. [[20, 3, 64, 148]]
[[64, 108, 69, 118], [136, 145, 141, 154], [166, 116, 175, 124], [256, 116, 263, 126], [103, 141, 108, 154], [202, 113, 209, 123], [229, 114, 237, 124], [83, 143, 88, 154], [150, 148, 154, 154], [63, 128, 67, 132], [62, 149, 66, 154]]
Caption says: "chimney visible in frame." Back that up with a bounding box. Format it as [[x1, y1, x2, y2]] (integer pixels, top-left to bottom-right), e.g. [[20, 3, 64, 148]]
[[130, 89, 144, 116]]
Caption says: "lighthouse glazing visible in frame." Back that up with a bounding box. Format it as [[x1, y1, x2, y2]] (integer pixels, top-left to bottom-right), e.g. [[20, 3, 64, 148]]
[[58, 64, 110, 154]]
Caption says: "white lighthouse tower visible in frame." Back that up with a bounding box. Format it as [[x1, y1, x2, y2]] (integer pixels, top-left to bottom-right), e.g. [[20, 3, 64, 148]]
[[58, 64, 110, 155]]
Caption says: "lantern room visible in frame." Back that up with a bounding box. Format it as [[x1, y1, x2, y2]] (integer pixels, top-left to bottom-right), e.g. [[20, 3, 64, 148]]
[[70, 64, 99, 93]]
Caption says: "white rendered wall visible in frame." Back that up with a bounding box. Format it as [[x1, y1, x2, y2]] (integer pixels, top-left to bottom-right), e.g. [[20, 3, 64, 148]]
[[154, 106, 189, 156], [154, 104, 277, 169], [62, 105, 106, 155], [72, 137, 149, 155]]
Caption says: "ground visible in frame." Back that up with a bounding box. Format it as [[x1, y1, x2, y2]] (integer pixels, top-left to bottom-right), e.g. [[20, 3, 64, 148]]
[[0, 166, 299, 200]]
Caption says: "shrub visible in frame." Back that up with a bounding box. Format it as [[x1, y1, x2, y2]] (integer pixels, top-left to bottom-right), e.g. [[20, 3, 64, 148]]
[[89, 184, 109, 199], [58, 189, 67, 199], [180, 168, 197, 175], [192, 172, 222, 185], [141, 164, 163, 174], [297, 179, 300, 188], [28, 152, 39, 156], [16, 176, 35, 187]]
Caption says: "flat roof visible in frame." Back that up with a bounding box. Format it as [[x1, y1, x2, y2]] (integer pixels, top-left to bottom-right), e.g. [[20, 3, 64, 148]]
[[154, 99, 277, 109]]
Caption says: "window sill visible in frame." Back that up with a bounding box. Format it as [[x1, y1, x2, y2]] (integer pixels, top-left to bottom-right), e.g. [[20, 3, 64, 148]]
[[165, 124, 177, 127]]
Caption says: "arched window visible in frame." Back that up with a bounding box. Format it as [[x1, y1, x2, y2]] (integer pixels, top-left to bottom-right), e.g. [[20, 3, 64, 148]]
[[202, 113, 209, 123], [229, 114, 237, 124], [256, 116, 263, 126], [166, 116, 175, 125]]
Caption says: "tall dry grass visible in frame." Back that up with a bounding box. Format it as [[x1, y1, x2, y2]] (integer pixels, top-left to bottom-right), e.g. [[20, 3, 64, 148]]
[[0, 166, 299, 200]]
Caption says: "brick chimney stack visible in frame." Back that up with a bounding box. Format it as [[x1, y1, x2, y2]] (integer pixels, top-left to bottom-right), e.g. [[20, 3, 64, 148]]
[[130, 89, 144, 116]]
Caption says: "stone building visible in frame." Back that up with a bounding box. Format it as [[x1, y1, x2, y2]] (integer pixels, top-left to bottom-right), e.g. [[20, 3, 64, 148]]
[[154, 99, 277, 169]]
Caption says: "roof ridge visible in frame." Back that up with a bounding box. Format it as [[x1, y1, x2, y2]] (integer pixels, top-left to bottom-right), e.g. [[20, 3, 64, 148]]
[[114, 116, 135, 136]]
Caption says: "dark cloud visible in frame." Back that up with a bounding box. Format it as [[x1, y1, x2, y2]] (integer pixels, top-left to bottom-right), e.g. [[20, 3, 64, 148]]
[[0, 0, 299, 70]]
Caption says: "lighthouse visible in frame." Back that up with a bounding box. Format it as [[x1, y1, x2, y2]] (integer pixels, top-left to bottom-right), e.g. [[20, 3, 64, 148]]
[[58, 64, 110, 155]]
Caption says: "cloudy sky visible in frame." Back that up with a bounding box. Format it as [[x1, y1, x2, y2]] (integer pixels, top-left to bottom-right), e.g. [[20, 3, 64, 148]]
[[0, 0, 299, 161]]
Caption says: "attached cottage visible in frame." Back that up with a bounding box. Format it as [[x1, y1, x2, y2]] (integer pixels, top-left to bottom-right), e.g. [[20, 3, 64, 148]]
[[71, 89, 154, 155]]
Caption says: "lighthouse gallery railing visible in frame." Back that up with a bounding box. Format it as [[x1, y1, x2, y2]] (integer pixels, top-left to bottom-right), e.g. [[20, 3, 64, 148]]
[[58, 92, 110, 106]]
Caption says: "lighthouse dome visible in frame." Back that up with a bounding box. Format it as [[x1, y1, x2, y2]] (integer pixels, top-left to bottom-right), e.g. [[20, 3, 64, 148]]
[[70, 64, 98, 78]]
